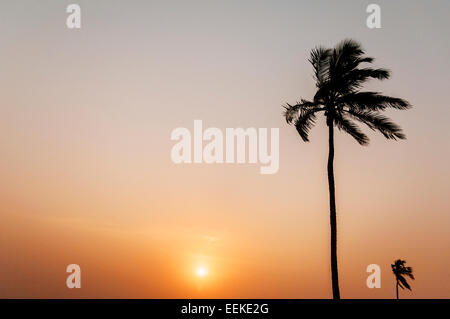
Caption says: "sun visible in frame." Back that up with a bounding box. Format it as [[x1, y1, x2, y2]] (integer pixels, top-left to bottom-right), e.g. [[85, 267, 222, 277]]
[[195, 266, 208, 278]]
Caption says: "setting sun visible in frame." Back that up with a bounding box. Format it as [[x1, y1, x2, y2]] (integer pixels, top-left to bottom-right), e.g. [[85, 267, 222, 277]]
[[196, 266, 208, 278]]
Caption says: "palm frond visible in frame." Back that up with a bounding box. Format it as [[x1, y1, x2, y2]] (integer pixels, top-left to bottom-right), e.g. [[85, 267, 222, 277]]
[[406, 272, 415, 280], [340, 68, 390, 92], [404, 267, 415, 280], [309, 47, 331, 87], [283, 99, 318, 124], [346, 109, 406, 140], [329, 39, 365, 80], [398, 276, 411, 290], [352, 56, 374, 66], [346, 67, 390, 81], [333, 114, 369, 145], [284, 103, 300, 124], [283, 99, 323, 142], [334, 39, 365, 64], [338, 91, 411, 111], [294, 108, 318, 142]]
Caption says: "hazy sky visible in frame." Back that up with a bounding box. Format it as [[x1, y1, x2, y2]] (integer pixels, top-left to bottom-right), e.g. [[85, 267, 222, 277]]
[[0, 0, 449, 298]]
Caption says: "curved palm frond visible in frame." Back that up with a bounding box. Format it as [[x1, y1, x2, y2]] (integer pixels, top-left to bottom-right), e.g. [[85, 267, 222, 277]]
[[345, 109, 406, 140], [339, 68, 390, 93], [332, 39, 365, 67], [346, 56, 374, 69], [338, 91, 411, 111], [334, 114, 369, 145], [405, 268, 415, 280], [283, 99, 318, 124], [284, 99, 324, 142], [398, 276, 411, 290], [329, 39, 365, 82], [309, 47, 331, 88], [294, 109, 317, 142]]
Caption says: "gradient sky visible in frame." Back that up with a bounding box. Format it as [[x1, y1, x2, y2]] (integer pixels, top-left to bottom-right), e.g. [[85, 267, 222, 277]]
[[0, 0, 449, 298]]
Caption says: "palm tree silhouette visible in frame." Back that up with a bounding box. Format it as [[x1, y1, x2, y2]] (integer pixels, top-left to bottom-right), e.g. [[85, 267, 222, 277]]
[[392, 259, 414, 299], [284, 39, 411, 299]]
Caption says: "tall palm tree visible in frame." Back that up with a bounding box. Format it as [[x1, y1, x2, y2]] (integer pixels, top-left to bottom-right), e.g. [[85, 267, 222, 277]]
[[392, 259, 414, 299], [283, 39, 411, 299]]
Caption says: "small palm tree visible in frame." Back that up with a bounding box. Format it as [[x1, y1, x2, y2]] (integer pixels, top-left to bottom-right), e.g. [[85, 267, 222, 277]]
[[392, 259, 415, 299], [284, 39, 411, 299]]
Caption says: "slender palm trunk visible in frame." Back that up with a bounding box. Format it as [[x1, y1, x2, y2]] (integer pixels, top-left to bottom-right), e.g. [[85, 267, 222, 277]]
[[328, 123, 340, 299], [396, 280, 399, 299]]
